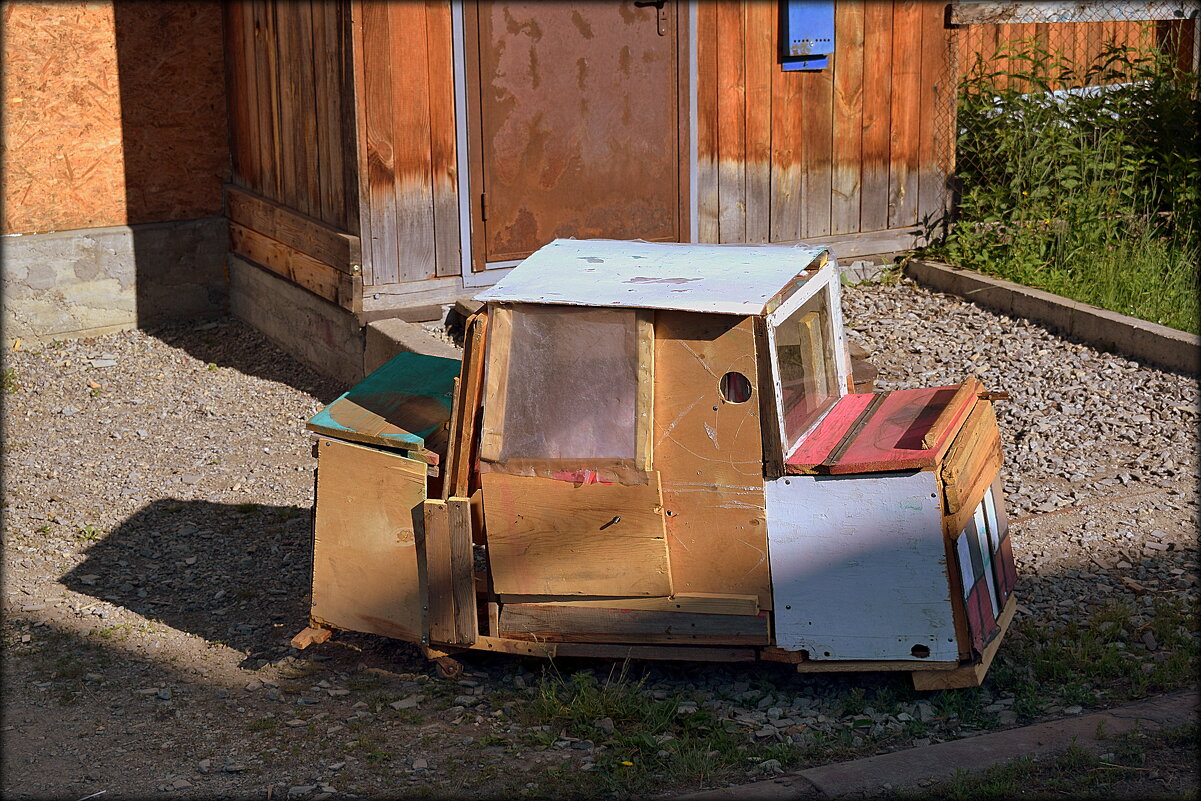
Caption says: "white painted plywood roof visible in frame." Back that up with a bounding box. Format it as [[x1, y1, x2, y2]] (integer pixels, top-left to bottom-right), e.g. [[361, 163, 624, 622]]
[[474, 238, 828, 315]]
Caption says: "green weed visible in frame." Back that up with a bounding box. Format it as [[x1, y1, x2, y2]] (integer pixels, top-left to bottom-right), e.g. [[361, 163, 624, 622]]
[[75, 525, 102, 542], [928, 39, 1200, 333], [3, 368, 19, 394]]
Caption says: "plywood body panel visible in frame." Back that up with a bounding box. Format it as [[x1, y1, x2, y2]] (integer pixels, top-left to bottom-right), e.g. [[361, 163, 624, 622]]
[[653, 312, 773, 610], [498, 603, 770, 645], [481, 472, 672, 597], [766, 471, 959, 661], [311, 437, 426, 642]]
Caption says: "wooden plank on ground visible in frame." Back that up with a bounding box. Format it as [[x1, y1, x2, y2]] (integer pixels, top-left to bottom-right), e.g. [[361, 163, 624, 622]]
[[229, 222, 360, 311], [425, 0, 462, 277], [496, 593, 759, 616], [653, 312, 772, 610], [859, 0, 893, 232], [423, 499, 455, 644], [888, 0, 922, 230], [388, 1, 437, 282], [696, 0, 720, 243], [481, 472, 672, 597], [499, 603, 770, 645], [226, 185, 361, 271], [831, 0, 865, 235], [311, 437, 426, 642], [447, 496, 478, 645], [743, 0, 773, 244], [715, 1, 746, 243]]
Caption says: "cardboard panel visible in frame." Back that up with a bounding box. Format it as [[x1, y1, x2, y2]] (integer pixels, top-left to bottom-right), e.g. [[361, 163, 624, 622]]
[[311, 437, 426, 642]]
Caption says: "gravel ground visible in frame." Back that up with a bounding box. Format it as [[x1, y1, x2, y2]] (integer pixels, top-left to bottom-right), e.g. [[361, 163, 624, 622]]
[[2, 279, 1197, 799]]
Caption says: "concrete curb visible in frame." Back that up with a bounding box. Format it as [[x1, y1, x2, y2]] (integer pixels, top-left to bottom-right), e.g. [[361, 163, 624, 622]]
[[904, 259, 1200, 375], [673, 690, 1198, 800]]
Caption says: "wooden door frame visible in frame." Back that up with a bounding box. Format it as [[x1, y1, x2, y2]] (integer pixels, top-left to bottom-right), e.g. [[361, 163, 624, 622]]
[[452, 0, 694, 286]]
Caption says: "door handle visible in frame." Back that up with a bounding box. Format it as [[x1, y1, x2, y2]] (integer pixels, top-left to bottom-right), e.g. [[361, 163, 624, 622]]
[[633, 0, 668, 36]]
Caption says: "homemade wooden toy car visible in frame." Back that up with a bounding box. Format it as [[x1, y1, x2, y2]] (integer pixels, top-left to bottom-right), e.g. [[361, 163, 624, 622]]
[[294, 239, 1017, 689]]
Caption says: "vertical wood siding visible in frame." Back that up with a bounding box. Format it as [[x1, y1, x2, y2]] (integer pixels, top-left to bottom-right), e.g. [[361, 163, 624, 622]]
[[697, 0, 952, 244], [226, 0, 357, 234], [354, 0, 460, 286]]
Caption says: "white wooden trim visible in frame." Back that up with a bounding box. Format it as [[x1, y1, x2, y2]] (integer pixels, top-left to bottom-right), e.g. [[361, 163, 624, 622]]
[[765, 261, 836, 328], [451, 1, 474, 283]]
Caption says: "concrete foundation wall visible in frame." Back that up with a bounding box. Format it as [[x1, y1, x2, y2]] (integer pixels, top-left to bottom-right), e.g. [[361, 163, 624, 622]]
[[228, 255, 365, 388], [2, 217, 228, 344]]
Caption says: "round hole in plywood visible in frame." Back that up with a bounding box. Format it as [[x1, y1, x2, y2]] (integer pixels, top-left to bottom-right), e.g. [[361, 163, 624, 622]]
[[911, 644, 931, 659], [719, 372, 752, 403]]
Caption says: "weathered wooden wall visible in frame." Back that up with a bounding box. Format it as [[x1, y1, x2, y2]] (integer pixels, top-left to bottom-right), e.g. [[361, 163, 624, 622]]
[[2, 2, 228, 235], [696, 0, 953, 245], [355, 0, 461, 287], [224, 0, 364, 312]]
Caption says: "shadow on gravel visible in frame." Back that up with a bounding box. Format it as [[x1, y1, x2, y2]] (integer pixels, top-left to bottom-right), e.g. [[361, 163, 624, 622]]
[[145, 317, 347, 404], [62, 498, 322, 670]]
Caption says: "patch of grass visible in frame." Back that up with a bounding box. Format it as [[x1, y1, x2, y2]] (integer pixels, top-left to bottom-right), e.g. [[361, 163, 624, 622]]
[[75, 525, 102, 542], [247, 716, 278, 732], [235, 502, 259, 514], [2, 367, 18, 394], [988, 597, 1199, 710], [929, 40, 1200, 334]]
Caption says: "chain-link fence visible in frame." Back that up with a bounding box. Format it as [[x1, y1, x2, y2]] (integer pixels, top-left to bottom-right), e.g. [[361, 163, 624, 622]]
[[932, 4, 1199, 325]]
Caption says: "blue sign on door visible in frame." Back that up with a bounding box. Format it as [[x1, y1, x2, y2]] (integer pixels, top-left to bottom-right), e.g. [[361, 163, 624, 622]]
[[780, 0, 834, 71]]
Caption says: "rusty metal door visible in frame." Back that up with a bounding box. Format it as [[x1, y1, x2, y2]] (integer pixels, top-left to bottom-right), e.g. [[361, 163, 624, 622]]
[[465, 1, 684, 270]]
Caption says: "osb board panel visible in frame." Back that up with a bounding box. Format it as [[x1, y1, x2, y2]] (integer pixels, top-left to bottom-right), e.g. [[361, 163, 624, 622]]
[[481, 472, 672, 598], [652, 311, 772, 610], [2, 3, 227, 234], [312, 437, 427, 642]]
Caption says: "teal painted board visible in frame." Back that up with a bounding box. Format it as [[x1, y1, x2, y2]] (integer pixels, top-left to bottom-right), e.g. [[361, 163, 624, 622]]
[[308, 351, 461, 449]]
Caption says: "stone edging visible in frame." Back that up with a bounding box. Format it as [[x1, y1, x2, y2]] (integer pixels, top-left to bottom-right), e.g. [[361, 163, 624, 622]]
[[904, 259, 1199, 375]]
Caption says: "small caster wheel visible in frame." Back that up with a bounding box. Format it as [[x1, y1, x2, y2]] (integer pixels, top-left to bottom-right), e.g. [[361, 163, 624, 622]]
[[434, 655, 463, 679]]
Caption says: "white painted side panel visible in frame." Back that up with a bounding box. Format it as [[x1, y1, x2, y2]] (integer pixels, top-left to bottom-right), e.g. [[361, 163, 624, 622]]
[[766, 472, 958, 661]]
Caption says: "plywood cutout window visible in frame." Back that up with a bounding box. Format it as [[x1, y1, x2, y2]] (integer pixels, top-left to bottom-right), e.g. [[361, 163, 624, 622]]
[[772, 290, 838, 448], [481, 303, 651, 468]]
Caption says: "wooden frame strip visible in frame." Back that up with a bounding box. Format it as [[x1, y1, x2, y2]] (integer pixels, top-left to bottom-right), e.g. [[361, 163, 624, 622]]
[[477, 304, 512, 463], [229, 222, 362, 313], [422, 499, 455, 644], [635, 310, 655, 472], [922, 377, 983, 449], [226, 184, 361, 273], [447, 496, 478, 645]]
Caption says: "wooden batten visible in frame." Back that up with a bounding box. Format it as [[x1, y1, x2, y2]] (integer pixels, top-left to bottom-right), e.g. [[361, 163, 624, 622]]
[[422, 499, 456, 644], [226, 185, 361, 273], [495, 593, 760, 617], [941, 401, 1002, 516], [229, 222, 362, 313], [476, 304, 512, 464], [498, 603, 771, 646], [447, 495, 478, 645]]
